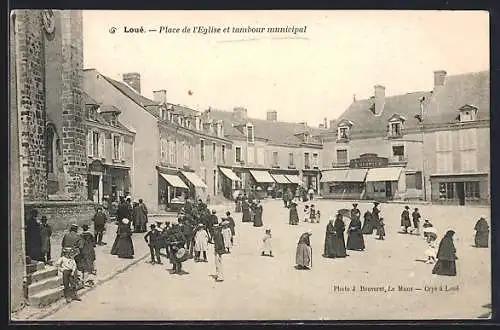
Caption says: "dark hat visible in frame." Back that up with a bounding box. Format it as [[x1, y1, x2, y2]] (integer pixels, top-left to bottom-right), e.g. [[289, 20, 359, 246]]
[[226, 211, 231, 216], [405, 206, 410, 209], [352, 203, 358, 207], [41, 216, 48, 222], [212, 210, 216, 214], [82, 224, 89, 231], [70, 223, 78, 229], [374, 202, 380, 205], [150, 224, 156, 229]]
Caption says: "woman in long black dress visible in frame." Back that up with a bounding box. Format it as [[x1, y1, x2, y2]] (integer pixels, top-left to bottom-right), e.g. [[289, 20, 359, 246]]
[[474, 217, 489, 248], [371, 202, 380, 234], [323, 218, 336, 257], [253, 201, 263, 227], [241, 199, 252, 222], [116, 218, 135, 259], [346, 213, 365, 251], [324, 213, 347, 258], [361, 210, 374, 234], [432, 230, 457, 276], [289, 201, 299, 225]]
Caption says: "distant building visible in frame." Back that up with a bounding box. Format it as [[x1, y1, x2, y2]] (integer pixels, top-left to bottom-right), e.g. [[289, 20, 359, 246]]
[[321, 70, 490, 205]]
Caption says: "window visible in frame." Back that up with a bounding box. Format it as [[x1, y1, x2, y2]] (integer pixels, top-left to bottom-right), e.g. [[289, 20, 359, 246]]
[[235, 146, 242, 163], [247, 124, 254, 144], [110, 114, 118, 126], [200, 139, 205, 162], [247, 146, 255, 164], [257, 148, 264, 165], [213, 142, 217, 163], [160, 139, 167, 161], [200, 167, 207, 183], [337, 126, 349, 140], [184, 144, 191, 165], [160, 108, 166, 120], [458, 105, 478, 122], [288, 152, 295, 166], [465, 181, 480, 199], [459, 129, 477, 172], [439, 182, 454, 200], [113, 135, 122, 160], [195, 117, 201, 130], [92, 131, 100, 157], [168, 110, 173, 122], [436, 131, 453, 173], [405, 172, 422, 190], [304, 153, 310, 168], [336, 149, 348, 165], [312, 153, 319, 168], [222, 145, 226, 164], [460, 111, 474, 122], [169, 140, 176, 164], [86, 106, 96, 121], [392, 145, 405, 161], [272, 151, 279, 166], [389, 122, 402, 137]]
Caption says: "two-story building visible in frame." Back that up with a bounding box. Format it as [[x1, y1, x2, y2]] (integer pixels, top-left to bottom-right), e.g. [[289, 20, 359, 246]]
[[321, 83, 432, 200], [84, 92, 135, 205], [423, 70, 489, 205], [321, 69, 490, 204]]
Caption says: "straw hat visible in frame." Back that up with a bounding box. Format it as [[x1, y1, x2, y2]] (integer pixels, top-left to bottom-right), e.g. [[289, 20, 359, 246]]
[[122, 218, 130, 225]]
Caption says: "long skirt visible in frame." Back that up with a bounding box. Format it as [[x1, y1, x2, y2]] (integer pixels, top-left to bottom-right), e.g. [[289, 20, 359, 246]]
[[253, 214, 263, 227], [295, 243, 312, 267], [116, 236, 134, 258], [235, 202, 242, 213], [289, 210, 299, 225], [222, 228, 232, 249], [346, 230, 365, 251], [432, 259, 457, 276], [475, 232, 489, 248], [110, 234, 120, 255], [242, 209, 252, 222], [361, 220, 374, 234]]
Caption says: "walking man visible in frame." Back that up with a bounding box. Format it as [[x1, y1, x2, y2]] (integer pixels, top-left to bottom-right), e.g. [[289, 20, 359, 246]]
[[212, 223, 225, 282], [144, 224, 162, 264], [92, 207, 108, 245]]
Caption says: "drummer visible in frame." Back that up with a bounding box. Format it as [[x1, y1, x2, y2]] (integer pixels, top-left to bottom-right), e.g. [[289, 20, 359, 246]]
[[165, 219, 187, 275]]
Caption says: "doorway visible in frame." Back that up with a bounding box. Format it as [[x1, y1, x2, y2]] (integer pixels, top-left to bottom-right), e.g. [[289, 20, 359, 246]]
[[385, 181, 392, 199], [456, 182, 465, 205]]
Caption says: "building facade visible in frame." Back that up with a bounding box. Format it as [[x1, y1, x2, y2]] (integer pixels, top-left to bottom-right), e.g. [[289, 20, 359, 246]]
[[321, 70, 490, 205]]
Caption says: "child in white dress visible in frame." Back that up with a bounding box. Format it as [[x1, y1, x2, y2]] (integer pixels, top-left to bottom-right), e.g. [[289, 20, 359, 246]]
[[261, 228, 273, 257]]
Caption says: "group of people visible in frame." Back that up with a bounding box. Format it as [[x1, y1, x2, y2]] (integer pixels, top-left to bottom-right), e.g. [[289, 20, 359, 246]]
[[115, 196, 149, 233], [237, 195, 264, 227], [25, 209, 53, 265]]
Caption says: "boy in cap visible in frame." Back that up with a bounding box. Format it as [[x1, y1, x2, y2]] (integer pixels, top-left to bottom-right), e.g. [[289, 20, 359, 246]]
[[145, 224, 162, 265], [55, 248, 81, 303], [411, 208, 421, 235]]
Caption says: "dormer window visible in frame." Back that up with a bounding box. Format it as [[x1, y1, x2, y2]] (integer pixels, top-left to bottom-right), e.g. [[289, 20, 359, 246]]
[[246, 124, 254, 144], [458, 104, 478, 122], [387, 114, 406, 138], [195, 117, 201, 130], [110, 113, 118, 126], [160, 108, 166, 121], [336, 119, 353, 141], [167, 108, 173, 122]]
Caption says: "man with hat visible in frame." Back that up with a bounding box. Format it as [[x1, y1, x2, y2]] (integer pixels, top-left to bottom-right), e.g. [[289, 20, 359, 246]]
[[61, 224, 83, 257], [91, 206, 108, 246], [211, 222, 225, 282], [144, 224, 162, 264], [411, 207, 422, 235], [372, 202, 381, 235], [165, 219, 186, 274], [350, 203, 361, 221], [401, 206, 411, 233]]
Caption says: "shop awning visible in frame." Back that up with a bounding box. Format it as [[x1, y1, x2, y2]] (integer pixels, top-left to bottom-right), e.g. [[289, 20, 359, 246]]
[[285, 174, 302, 185], [365, 167, 403, 182], [159, 173, 189, 189], [219, 167, 241, 181], [345, 169, 368, 182], [320, 169, 349, 183], [249, 170, 275, 183], [181, 171, 207, 189], [271, 174, 291, 184]]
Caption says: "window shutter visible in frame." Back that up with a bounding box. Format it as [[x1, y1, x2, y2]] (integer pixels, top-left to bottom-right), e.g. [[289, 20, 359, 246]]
[[99, 133, 105, 158], [87, 131, 93, 156], [120, 136, 125, 160]]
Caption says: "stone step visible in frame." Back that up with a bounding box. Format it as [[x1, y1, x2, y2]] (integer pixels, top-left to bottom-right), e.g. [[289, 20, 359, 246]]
[[28, 275, 62, 296], [26, 261, 45, 274], [28, 266, 58, 284], [28, 286, 65, 308]]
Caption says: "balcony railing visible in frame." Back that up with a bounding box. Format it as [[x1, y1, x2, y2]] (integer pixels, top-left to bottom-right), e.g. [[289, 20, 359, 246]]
[[332, 161, 349, 168], [390, 155, 408, 163], [388, 132, 403, 139]]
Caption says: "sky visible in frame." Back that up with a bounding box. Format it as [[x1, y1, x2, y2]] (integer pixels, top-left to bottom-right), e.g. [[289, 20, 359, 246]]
[[82, 10, 489, 127]]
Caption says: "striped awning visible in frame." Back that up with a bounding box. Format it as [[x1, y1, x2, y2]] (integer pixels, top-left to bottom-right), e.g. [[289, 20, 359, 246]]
[[181, 171, 207, 189], [249, 170, 275, 183], [271, 174, 291, 184], [365, 167, 404, 182], [320, 169, 349, 183], [345, 169, 368, 182], [285, 175, 302, 184], [219, 167, 241, 181], [159, 173, 189, 189]]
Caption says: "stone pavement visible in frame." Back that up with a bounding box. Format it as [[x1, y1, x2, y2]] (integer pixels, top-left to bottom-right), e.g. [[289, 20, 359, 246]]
[[12, 202, 235, 320]]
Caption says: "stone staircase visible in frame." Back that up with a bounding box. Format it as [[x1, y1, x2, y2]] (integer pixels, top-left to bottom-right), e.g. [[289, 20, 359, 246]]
[[25, 261, 64, 307]]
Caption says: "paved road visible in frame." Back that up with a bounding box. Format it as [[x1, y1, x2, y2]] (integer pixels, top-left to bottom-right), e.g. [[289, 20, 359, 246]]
[[45, 200, 491, 320]]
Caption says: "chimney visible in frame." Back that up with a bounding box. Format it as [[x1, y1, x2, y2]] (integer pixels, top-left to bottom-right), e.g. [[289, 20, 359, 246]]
[[123, 72, 141, 93], [433, 70, 447, 89], [233, 107, 248, 121], [323, 117, 328, 129], [374, 85, 386, 115], [153, 89, 167, 104], [266, 110, 277, 121]]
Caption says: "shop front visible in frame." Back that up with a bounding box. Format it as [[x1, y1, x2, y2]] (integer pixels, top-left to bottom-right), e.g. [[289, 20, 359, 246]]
[[249, 169, 275, 199], [365, 167, 405, 201], [219, 167, 242, 200], [87, 160, 104, 204], [302, 169, 321, 194], [158, 172, 189, 212], [430, 173, 489, 205], [180, 170, 208, 201], [320, 168, 367, 200]]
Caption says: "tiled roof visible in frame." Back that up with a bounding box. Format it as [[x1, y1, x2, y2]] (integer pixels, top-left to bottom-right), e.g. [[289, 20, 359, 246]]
[[335, 91, 432, 135], [84, 92, 100, 106], [426, 71, 489, 124], [208, 109, 326, 146], [82, 91, 133, 134]]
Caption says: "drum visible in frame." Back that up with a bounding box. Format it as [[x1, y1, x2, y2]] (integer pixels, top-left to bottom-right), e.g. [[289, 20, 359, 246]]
[[175, 247, 189, 262]]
